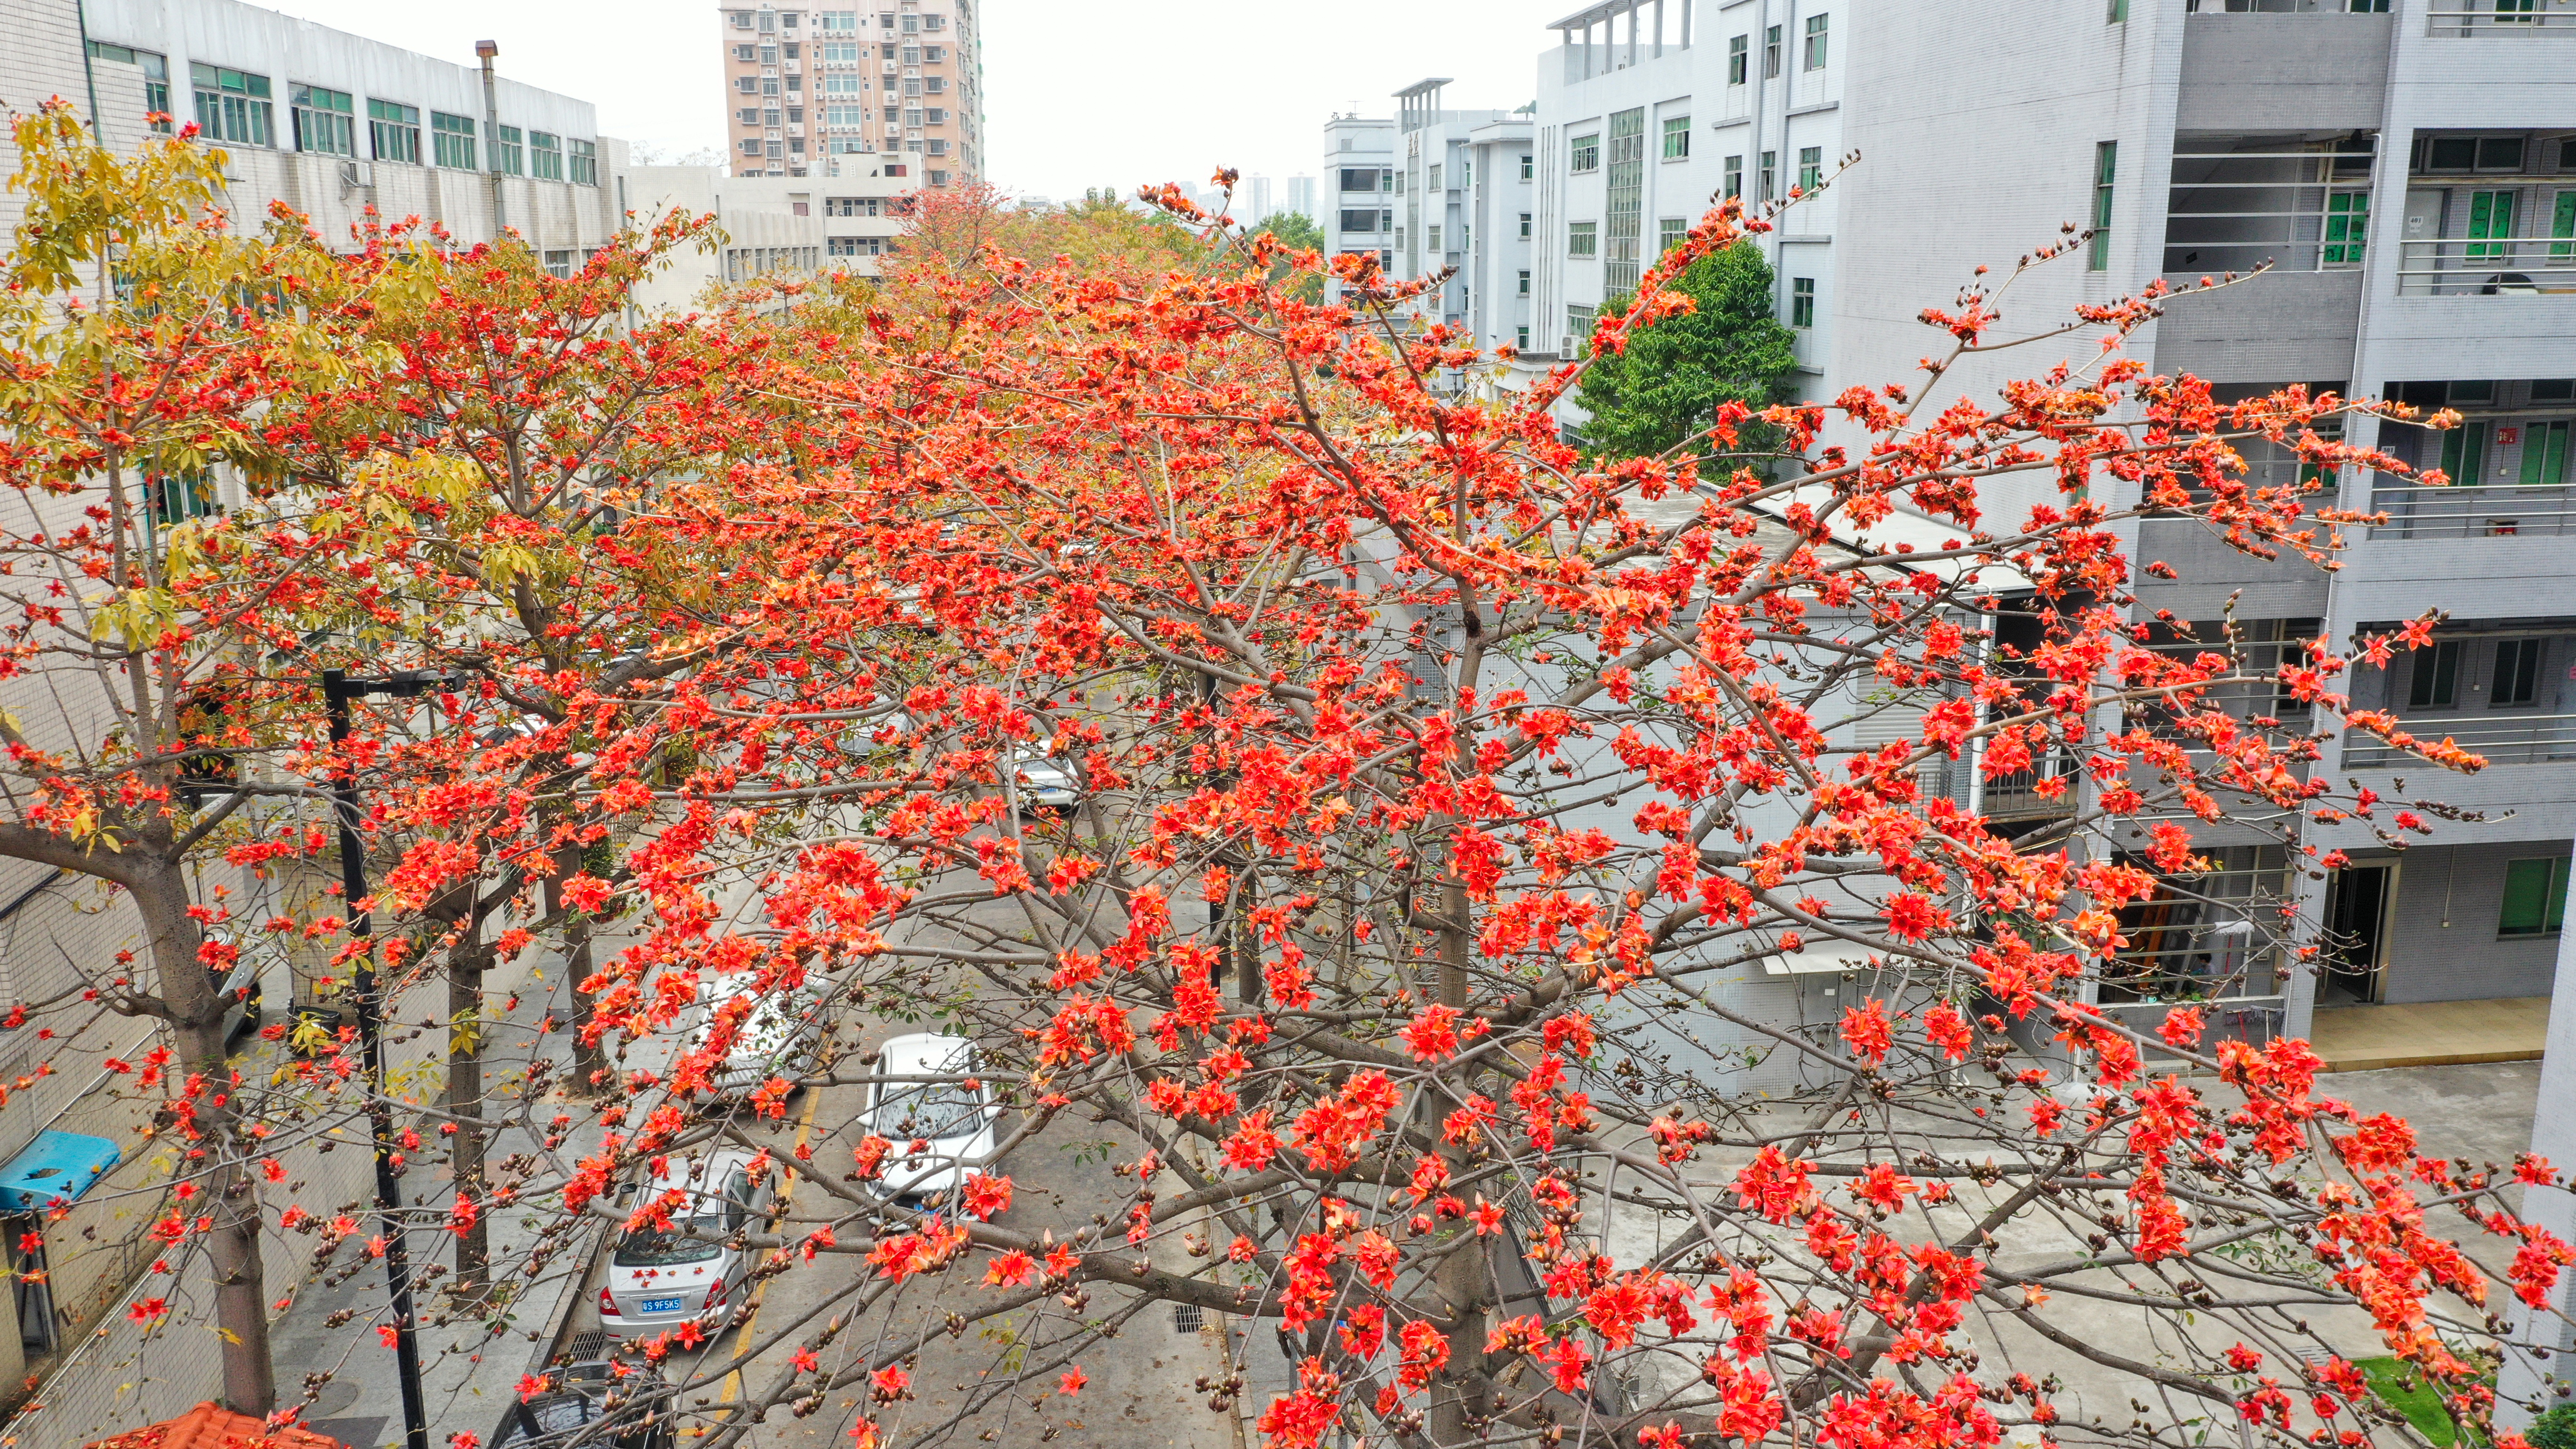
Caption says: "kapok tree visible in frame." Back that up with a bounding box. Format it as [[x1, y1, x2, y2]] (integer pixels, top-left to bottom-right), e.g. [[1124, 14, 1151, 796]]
[[0, 106, 377, 1416], [467, 180, 2563, 1449]]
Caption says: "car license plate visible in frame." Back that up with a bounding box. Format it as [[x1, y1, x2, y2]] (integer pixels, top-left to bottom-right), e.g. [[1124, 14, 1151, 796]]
[[640, 1296, 684, 1313]]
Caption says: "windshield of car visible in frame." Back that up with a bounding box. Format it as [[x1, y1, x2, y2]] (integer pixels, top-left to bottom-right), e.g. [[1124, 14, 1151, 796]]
[[869, 1079, 989, 1141], [614, 1210, 725, 1267]]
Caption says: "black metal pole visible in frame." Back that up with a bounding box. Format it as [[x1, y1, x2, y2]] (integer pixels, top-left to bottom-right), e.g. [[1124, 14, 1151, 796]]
[[323, 670, 433, 1449]]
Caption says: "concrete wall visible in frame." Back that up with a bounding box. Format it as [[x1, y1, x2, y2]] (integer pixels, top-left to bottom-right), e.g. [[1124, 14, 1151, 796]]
[[2150, 271, 2363, 384], [0, 0, 89, 240], [2174, 12, 2390, 134]]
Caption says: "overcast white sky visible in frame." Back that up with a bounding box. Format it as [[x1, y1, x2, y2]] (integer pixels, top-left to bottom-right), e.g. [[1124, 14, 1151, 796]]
[[249, 0, 1570, 201]]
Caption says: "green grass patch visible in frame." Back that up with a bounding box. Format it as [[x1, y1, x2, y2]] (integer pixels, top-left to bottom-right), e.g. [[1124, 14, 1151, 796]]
[[2354, 1357, 2483, 1448]]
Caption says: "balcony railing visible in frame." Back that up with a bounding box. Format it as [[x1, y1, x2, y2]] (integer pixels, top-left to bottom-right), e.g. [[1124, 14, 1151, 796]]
[[2424, 1, 2576, 35], [2343, 710, 2576, 769], [2370, 482, 2576, 538], [2398, 236, 2576, 295]]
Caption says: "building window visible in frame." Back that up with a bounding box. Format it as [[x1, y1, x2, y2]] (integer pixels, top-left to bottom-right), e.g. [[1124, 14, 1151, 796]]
[[530, 130, 564, 180], [1567, 304, 1596, 340], [1658, 217, 1686, 253], [1519, 212, 1531, 239], [291, 85, 355, 157], [829, 235, 885, 256], [1340, 209, 1382, 233], [89, 43, 173, 129], [1724, 155, 1743, 198], [1518, 270, 1530, 295], [1798, 146, 1822, 193], [570, 138, 597, 185], [148, 471, 217, 525], [2088, 140, 2116, 271], [826, 196, 881, 216], [1516, 325, 1530, 350], [1791, 276, 1815, 327], [543, 248, 576, 279], [2493, 638, 2544, 708], [1428, 225, 1443, 252], [740, 138, 763, 157], [826, 73, 863, 94], [821, 10, 858, 29], [2408, 640, 2462, 709], [491, 122, 524, 176], [190, 64, 273, 147], [1662, 115, 1690, 161], [2523, 420, 2572, 487], [1728, 34, 1748, 85], [1764, 24, 1782, 78], [369, 99, 420, 164], [1603, 108, 1645, 294], [1760, 150, 1777, 200], [731, 9, 754, 26], [2324, 191, 2368, 265], [1804, 14, 1829, 70], [2499, 856, 2570, 938], [433, 112, 477, 169], [1570, 132, 1600, 173], [1567, 220, 1599, 258], [2107, 0, 2129, 18], [1519, 153, 1533, 180]]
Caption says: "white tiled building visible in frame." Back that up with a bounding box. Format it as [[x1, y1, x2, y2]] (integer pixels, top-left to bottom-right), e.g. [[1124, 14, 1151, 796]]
[[78, 0, 623, 261], [1384, 0, 2576, 1094]]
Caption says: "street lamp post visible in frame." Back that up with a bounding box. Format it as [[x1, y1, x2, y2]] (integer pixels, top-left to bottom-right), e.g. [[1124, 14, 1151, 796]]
[[322, 668, 456, 1449]]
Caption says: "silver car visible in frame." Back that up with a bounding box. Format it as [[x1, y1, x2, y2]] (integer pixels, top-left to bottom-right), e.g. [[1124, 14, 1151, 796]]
[[598, 1150, 771, 1342]]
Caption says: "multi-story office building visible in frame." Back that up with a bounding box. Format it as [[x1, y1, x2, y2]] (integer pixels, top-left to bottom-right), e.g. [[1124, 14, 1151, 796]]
[[1391, 80, 1534, 358], [718, 1, 981, 187], [1322, 113, 1396, 304], [1529, 1, 1836, 374], [1285, 173, 1319, 223], [624, 159, 914, 314], [1321, 87, 1536, 353], [1423, 0, 2576, 1060], [68, 0, 621, 262]]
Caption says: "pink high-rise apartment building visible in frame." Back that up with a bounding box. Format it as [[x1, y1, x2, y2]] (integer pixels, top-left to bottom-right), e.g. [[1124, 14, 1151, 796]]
[[718, 0, 981, 185]]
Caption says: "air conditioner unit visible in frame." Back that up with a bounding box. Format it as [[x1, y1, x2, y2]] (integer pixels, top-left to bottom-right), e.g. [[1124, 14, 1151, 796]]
[[1557, 337, 1578, 361], [338, 160, 374, 192]]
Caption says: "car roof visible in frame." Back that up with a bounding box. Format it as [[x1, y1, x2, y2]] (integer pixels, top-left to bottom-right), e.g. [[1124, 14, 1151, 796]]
[[878, 1032, 974, 1077]]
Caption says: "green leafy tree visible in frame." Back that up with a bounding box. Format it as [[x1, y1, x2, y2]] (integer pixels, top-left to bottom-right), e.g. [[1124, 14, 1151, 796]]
[[1574, 240, 1799, 460], [1254, 209, 1325, 302]]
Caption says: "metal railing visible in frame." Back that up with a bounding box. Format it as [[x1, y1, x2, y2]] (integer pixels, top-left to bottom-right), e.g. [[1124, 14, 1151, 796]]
[[2424, 1, 2576, 34], [1980, 750, 2079, 821], [2369, 482, 2576, 538], [2343, 710, 2576, 768], [2397, 236, 2576, 295]]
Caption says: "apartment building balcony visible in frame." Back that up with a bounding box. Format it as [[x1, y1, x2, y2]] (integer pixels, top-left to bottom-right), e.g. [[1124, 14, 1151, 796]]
[[2421, 0, 2576, 36], [2178, 6, 2391, 133]]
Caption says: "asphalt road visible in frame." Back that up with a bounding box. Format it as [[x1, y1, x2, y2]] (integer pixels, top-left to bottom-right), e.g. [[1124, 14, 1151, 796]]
[[620, 872, 1243, 1449]]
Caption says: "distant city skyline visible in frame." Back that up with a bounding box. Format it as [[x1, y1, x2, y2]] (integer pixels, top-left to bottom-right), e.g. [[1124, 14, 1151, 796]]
[[233, 0, 1562, 202]]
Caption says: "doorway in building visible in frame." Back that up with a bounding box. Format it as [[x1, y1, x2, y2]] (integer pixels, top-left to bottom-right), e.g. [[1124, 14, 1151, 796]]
[[2321, 863, 2395, 1005]]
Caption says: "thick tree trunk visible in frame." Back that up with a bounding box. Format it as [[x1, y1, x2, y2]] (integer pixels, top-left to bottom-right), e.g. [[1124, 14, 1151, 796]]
[[544, 867, 610, 1094], [137, 865, 276, 1416], [448, 938, 491, 1297]]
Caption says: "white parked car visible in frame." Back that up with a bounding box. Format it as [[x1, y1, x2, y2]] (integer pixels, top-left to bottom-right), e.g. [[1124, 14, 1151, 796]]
[[862, 1033, 1005, 1206], [684, 987, 827, 1103], [598, 1151, 770, 1341], [1007, 741, 1080, 813]]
